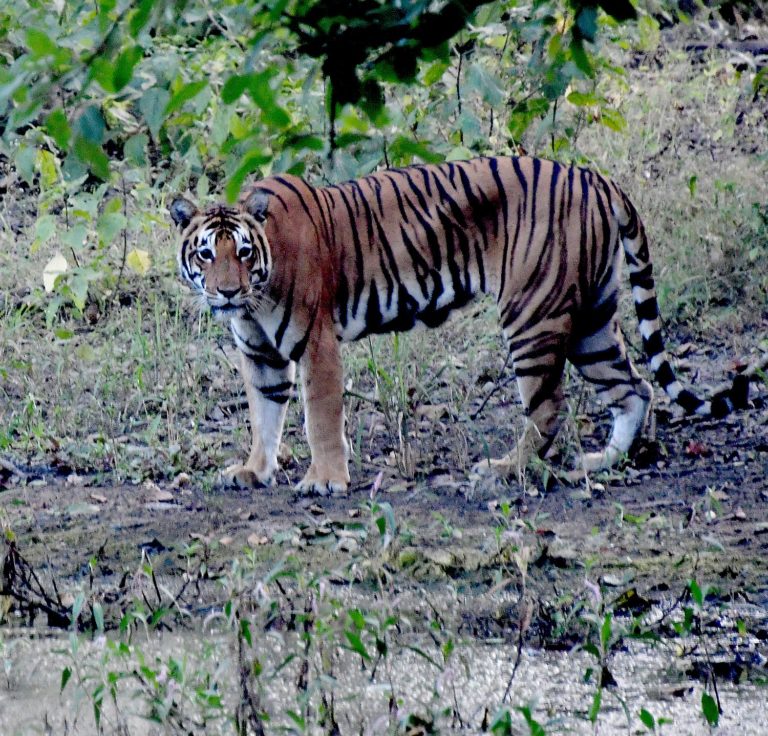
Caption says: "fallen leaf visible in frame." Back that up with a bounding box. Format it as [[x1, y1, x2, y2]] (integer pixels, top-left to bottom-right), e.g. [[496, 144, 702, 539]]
[[43, 253, 68, 292], [126, 248, 151, 275], [247, 533, 269, 546], [684, 440, 710, 457], [90, 493, 107, 504]]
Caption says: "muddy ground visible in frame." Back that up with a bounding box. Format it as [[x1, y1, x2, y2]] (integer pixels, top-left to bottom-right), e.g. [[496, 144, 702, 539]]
[[3, 332, 768, 627]]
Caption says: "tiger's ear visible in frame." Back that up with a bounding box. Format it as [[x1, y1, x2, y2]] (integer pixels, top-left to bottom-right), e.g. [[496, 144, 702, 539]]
[[169, 197, 198, 230], [243, 189, 270, 223]]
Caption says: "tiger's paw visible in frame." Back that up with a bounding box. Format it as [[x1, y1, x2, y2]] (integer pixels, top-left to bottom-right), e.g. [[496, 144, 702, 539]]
[[296, 464, 349, 497], [223, 463, 275, 489]]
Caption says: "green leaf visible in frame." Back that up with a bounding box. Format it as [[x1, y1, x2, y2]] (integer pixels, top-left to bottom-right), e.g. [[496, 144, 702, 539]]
[[165, 80, 208, 116], [93, 602, 104, 632], [423, 60, 449, 86], [14, 145, 37, 184], [567, 91, 599, 106], [223, 72, 290, 128], [508, 97, 550, 140], [284, 134, 324, 152], [689, 579, 704, 607], [466, 63, 504, 106], [61, 223, 88, 251], [348, 609, 366, 630], [344, 630, 371, 660], [516, 705, 546, 736], [240, 618, 252, 647], [221, 75, 250, 104], [33, 215, 57, 252], [589, 687, 603, 723], [96, 212, 126, 246], [576, 7, 598, 43], [70, 272, 90, 311], [60, 666, 72, 692], [639, 708, 655, 730], [570, 38, 594, 78], [126, 249, 151, 275], [599, 108, 626, 132], [36, 150, 58, 188], [701, 691, 719, 726], [688, 175, 698, 198], [26, 29, 57, 58], [129, 0, 155, 37], [124, 133, 148, 166], [54, 328, 75, 340], [71, 592, 85, 624], [753, 67, 768, 96], [490, 708, 512, 735], [388, 136, 443, 165], [89, 57, 116, 93], [77, 106, 105, 143], [112, 46, 143, 91], [139, 87, 170, 139], [45, 109, 71, 150], [600, 612, 613, 651], [224, 150, 272, 202]]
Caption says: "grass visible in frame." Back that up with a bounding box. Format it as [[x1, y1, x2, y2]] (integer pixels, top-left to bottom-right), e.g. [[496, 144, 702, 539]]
[[1, 42, 767, 736]]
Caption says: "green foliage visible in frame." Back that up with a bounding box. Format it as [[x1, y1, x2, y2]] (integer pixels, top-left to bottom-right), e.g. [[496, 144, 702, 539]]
[[0, 0, 661, 324], [701, 691, 719, 727], [1, 0, 647, 191]]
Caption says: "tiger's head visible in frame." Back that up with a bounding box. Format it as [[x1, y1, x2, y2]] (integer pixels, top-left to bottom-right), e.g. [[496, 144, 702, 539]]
[[169, 190, 272, 317]]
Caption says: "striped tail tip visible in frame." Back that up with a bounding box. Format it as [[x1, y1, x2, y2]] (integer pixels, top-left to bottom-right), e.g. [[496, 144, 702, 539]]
[[710, 373, 751, 419]]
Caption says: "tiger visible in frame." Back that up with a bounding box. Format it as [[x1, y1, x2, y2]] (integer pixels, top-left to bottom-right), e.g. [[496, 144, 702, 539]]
[[169, 156, 748, 494]]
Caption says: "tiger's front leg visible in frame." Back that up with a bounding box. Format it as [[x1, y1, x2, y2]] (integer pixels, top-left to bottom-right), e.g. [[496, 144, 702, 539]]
[[296, 318, 350, 495], [225, 350, 295, 488]]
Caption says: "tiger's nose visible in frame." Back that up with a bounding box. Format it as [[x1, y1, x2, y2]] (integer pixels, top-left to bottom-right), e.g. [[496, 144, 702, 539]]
[[218, 287, 239, 299]]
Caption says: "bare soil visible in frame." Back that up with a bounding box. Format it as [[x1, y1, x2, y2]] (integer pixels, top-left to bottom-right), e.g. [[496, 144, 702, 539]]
[[3, 334, 768, 625]]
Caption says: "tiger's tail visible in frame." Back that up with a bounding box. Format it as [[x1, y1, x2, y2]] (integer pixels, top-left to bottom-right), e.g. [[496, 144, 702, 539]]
[[615, 190, 749, 418]]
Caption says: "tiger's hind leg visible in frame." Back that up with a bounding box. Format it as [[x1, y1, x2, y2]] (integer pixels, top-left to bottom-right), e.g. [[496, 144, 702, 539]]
[[474, 325, 570, 482], [569, 315, 653, 472]]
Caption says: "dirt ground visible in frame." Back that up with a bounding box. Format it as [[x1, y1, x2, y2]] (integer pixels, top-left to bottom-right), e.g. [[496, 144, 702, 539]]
[[3, 334, 768, 620]]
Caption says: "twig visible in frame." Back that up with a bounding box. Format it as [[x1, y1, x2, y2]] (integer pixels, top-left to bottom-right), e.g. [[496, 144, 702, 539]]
[[471, 350, 515, 420], [110, 173, 130, 312], [456, 44, 465, 145]]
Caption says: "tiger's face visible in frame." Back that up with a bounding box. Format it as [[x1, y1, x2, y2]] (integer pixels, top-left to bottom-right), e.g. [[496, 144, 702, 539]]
[[169, 190, 272, 317]]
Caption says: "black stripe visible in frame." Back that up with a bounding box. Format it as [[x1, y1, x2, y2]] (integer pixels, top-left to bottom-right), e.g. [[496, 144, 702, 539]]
[[634, 297, 659, 322], [676, 390, 705, 414], [289, 309, 316, 361], [642, 331, 664, 358], [570, 345, 622, 367], [629, 264, 654, 290], [274, 283, 294, 348], [654, 361, 675, 388]]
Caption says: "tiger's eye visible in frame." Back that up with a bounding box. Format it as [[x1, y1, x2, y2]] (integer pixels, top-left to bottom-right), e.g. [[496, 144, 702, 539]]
[[238, 247, 252, 259], [198, 248, 214, 261]]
